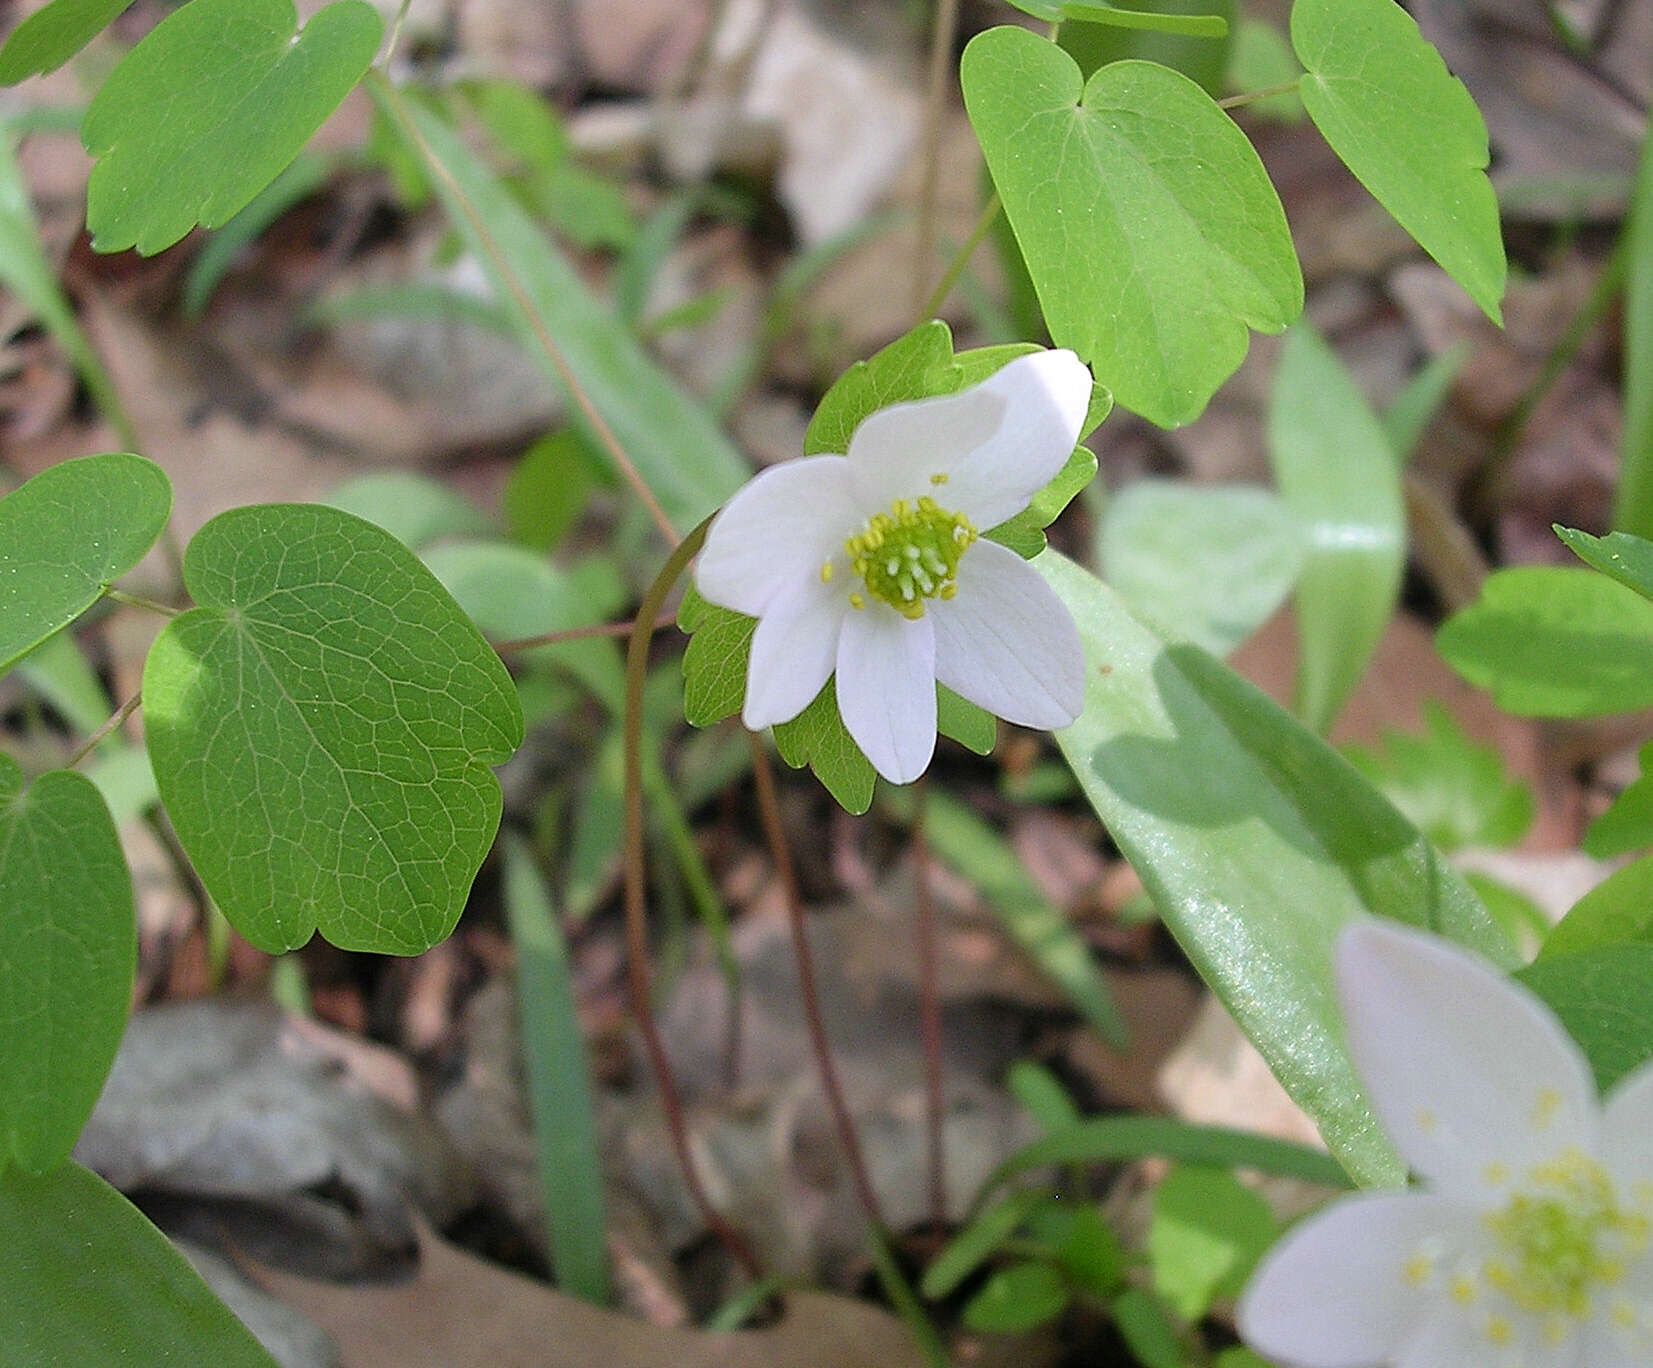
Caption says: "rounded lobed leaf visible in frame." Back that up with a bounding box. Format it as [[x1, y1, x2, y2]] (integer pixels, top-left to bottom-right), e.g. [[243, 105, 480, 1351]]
[[143, 504, 523, 954], [0, 0, 134, 85], [0, 452, 172, 677], [0, 758, 134, 1174], [82, 0, 383, 255]]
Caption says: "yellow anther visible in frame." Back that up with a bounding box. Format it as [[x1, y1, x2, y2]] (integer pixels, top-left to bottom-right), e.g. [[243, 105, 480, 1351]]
[[843, 495, 977, 618], [1535, 1088, 1564, 1129], [930, 472, 948, 485], [1486, 1316, 1513, 1346], [820, 561, 834, 583]]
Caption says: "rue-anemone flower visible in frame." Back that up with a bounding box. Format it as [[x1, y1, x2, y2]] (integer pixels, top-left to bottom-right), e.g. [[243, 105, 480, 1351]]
[[694, 349, 1091, 784], [1239, 919, 1653, 1367]]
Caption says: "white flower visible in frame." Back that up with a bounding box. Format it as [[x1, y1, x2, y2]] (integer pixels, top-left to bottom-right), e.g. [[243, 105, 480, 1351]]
[[1239, 919, 1653, 1368], [694, 349, 1091, 784]]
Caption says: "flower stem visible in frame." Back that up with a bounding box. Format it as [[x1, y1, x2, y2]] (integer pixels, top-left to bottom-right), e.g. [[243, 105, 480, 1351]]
[[1217, 79, 1303, 111], [919, 192, 1000, 324], [622, 515, 760, 1278], [912, 775, 947, 1237], [494, 610, 677, 655], [749, 735, 889, 1233], [105, 588, 180, 618], [911, 0, 963, 321], [67, 689, 141, 769]]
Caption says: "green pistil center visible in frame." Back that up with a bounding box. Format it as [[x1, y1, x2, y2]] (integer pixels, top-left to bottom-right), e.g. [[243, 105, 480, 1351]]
[[1481, 1151, 1647, 1318], [843, 496, 977, 619]]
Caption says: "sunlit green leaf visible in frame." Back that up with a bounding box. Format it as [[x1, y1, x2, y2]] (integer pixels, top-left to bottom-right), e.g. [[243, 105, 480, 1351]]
[[0, 0, 133, 84], [772, 681, 877, 816], [1554, 525, 1653, 602], [1292, 0, 1505, 321], [0, 760, 132, 1173], [1148, 1166, 1275, 1320], [1269, 323, 1405, 734], [0, 1163, 274, 1365], [1542, 856, 1653, 960], [83, 0, 382, 255], [144, 505, 523, 954], [0, 453, 171, 677], [1099, 480, 1302, 657], [962, 1261, 1069, 1334], [1517, 947, 1653, 1093], [1436, 567, 1653, 717], [1042, 552, 1510, 1186], [963, 27, 1300, 427]]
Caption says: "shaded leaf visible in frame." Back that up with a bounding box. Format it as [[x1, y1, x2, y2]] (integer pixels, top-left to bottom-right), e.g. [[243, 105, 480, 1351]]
[[325, 471, 493, 552], [1292, 0, 1505, 321], [0, 0, 133, 84], [1583, 741, 1653, 859], [1555, 525, 1653, 602], [0, 453, 171, 677], [83, 0, 382, 255], [0, 760, 132, 1173], [1542, 856, 1653, 960], [963, 27, 1300, 427], [0, 1163, 273, 1365], [1436, 567, 1653, 717], [1516, 947, 1653, 1093], [144, 505, 522, 953], [1041, 551, 1509, 1185], [1610, 91, 1653, 537], [772, 681, 877, 816], [962, 1261, 1069, 1334], [922, 1190, 1043, 1299]]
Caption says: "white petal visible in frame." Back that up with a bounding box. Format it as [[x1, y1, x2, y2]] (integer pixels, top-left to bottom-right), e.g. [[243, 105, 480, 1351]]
[[930, 540, 1083, 729], [1396, 1307, 1561, 1368], [1238, 1192, 1475, 1368], [1337, 920, 1599, 1197], [695, 456, 857, 617], [835, 604, 936, 784], [1601, 1057, 1653, 1199], [742, 579, 849, 730], [846, 350, 1093, 530]]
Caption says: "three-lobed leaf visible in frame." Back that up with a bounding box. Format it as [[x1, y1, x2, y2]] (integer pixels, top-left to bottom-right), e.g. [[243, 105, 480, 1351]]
[[963, 27, 1300, 428], [0, 452, 171, 677], [1041, 551, 1510, 1185], [82, 0, 383, 254], [0, 759, 133, 1174], [143, 504, 523, 954], [0, 0, 133, 84], [1292, 0, 1505, 322], [0, 1163, 275, 1365]]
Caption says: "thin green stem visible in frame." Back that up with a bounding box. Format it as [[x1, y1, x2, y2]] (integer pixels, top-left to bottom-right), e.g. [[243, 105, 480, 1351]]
[[619, 516, 759, 1276], [1217, 79, 1303, 111], [381, 0, 415, 69], [105, 588, 180, 617], [920, 193, 1000, 322], [66, 689, 141, 769], [494, 610, 676, 655], [911, 0, 962, 321], [867, 1226, 953, 1368]]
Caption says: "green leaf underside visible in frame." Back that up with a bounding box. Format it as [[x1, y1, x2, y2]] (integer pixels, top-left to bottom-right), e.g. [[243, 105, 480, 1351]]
[[0, 760, 133, 1174], [1099, 480, 1302, 657], [381, 91, 748, 537], [1041, 552, 1510, 1186], [0, 1163, 274, 1366], [1555, 526, 1653, 602], [82, 0, 383, 255], [963, 28, 1300, 428], [1516, 947, 1653, 1093], [1436, 567, 1653, 717], [0, 0, 134, 84], [1292, 0, 1505, 323], [0, 453, 172, 677], [1269, 324, 1406, 735], [143, 505, 522, 954], [1543, 855, 1653, 960], [681, 321, 1098, 805]]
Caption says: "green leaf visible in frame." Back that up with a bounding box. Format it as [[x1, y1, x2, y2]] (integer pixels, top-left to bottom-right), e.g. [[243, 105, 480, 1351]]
[[1381, 343, 1469, 461], [1227, 19, 1305, 123], [1060, 3, 1228, 39], [937, 685, 996, 756], [1584, 741, 1653, 858], [0, 452, 171, 677], [912, 789, 1127, 1047], [1612, 121, 1653, 537], [82, 0, 381, 256], [1542, 855, 1653, 960], [1147, 1166, 1276, 1321], [503, 432, 603, 553], [1058, 0, 1236, 96], [501, 835, 609, 1304], [962, 1261, 1070, 1334], [1110, 1287, 1184, 1368], [963, 27, 1301, 427], [0, 1163, 274, 1365], [983, 1114, 1354, 1195], [678, 585, 754, 728], [325, 471, 494, 552], [0, 0, 133, 84], [1436, 567, 1653, 717], [1099, 480, 1302, 657], [1292, 0, 1505, 322], [183, 153, 331, 318], [1040, 552, 1510, 1186], [922, 1189, 1043, 1299], [143, 505, 523, 954], [0, 760, 133, 1173], [772, 680, 877, 815], [0, 130, 132, 439], [1269, 323, 1405, 734], [1005, 1059, 1082, 1133], [986, 443, 1100, 558], [1516, 947, 1653, 1093], [1555, 525, 1653, 601], [375, 87, 748, 536], [1342, 702, 1533, 854], [1028, 1203, 1126, 1297]]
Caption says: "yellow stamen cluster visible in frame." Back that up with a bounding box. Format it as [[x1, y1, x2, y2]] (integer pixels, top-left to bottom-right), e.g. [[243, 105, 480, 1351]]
[[839, 495, 977, 619]]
